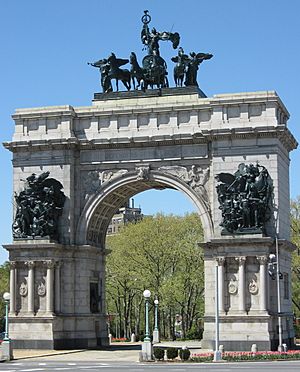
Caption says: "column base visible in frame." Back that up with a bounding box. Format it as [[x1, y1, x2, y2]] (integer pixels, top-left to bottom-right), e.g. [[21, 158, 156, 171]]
[[8, 314, 109, 350], [202, 313, 295, 351]]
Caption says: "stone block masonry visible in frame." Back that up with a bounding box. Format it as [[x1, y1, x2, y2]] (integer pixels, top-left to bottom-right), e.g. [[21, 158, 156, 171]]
[[3, 87, 297, 349]]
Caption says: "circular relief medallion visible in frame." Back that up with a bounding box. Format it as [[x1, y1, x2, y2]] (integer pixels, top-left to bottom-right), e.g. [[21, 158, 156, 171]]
[[37, 282, 46, 297], [249, 279, 258, 295], [228, 281, 238, 295], [19, 282, 28, 297]]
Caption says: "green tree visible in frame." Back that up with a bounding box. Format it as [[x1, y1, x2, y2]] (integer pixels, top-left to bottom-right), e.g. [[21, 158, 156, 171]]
[[106, 213, 204, 340], [0, 262, 9, 331], [291, 197, 300, 317]]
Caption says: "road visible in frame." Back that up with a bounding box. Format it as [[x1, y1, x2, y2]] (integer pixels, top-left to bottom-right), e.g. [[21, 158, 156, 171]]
[[1, 360, 300, 371]]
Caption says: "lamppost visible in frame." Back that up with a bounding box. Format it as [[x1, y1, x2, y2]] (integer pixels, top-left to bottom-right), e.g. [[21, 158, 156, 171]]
[[2, 292, 13, 361], [141, 289, 153, 361], [213, 262, 222, 362], [143, 289, 151, 341], [3, 292, 10, 340], [153, 298, 159, 343], [269, 246, 284, 351]]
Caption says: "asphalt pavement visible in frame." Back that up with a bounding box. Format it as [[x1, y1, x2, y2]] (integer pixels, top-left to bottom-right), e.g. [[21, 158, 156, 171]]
[[1, 341, 300, 371], [1, 360, 300, 371]]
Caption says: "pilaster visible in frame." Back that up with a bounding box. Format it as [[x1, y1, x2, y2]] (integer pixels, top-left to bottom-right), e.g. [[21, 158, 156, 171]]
[[25, 260, 35, 314], [257, 255, 268, 312], [236, 256, 246, 313]]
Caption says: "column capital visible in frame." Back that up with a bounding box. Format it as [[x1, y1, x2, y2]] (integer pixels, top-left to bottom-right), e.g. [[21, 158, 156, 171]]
[[25, 260, 35, 269], [236, 256, 246, 266], [55, 260, 62, 268], [43, 260, 55, 269], [257, 255, 268, 265], [9, 261, 17, 269], [216, 257, 225, 266]]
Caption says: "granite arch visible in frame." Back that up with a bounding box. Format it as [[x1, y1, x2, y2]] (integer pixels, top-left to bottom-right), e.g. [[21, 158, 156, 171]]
[[76, 170, 214, 247]]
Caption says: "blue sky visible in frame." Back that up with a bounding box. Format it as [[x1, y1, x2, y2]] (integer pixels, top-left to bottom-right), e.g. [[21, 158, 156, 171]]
[[1, 0, 299, 263]]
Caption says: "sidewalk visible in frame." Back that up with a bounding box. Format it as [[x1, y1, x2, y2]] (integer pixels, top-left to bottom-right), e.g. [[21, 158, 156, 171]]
[[3, 341, 209, 362]]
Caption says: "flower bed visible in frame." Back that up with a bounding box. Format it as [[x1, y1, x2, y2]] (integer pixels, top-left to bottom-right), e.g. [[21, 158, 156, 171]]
[[111, 337, 129, 342], [191, 350, 300, 362]]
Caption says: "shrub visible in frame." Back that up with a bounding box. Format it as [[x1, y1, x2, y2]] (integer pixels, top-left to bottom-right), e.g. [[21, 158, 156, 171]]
[[153, 347, 165, 360], [166, 347, 178, 360], [294, 323, 300, 338], [185, 326, 203, 340], [179, 348, 191, 361]]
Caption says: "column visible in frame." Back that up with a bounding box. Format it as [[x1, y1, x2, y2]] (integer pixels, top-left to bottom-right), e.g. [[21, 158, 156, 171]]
[[216, 257, 225, 312], [9, 261, 17, 314], [55, 261, 61, 314], [237, 257, 246, 312], [44, 260, 55, 314], [257, 256, 268, 311], [25, 261, 35, 314]]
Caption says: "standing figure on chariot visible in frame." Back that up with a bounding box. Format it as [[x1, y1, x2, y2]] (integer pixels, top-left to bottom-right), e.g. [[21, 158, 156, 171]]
[[141, 10, 180, 57], [139, 10, 180, 90]]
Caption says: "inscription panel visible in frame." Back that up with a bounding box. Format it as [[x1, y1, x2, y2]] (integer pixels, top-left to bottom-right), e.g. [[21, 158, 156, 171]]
[[80, 143, 209, 164]]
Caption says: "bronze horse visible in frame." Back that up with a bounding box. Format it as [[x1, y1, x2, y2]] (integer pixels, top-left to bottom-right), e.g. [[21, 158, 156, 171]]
[[107, 53, 131, 91], [129, 53, 168, 91], [129, 52, 144, 89]]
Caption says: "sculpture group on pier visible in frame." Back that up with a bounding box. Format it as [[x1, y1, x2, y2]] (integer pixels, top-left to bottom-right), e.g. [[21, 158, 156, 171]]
[[216, 163, 273, 234], [12, 172, 66, 240], [88, 10, 213, 93]]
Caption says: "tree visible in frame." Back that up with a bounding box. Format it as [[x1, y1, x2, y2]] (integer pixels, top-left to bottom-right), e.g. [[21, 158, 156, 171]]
[[0, 262, 9, 331], [291, 197, 300, 317], [105, 213, 204, 340]]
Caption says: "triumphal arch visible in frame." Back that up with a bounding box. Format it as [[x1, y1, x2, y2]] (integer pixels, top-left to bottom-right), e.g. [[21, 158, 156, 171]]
[[3, 11, 298, 350]]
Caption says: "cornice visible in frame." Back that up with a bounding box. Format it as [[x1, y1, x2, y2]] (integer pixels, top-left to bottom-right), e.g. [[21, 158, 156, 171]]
[[3, 125, 297, 153]]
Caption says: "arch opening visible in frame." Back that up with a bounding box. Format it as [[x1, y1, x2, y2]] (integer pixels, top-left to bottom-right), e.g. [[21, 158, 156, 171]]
[[76, 172, 214, 247]]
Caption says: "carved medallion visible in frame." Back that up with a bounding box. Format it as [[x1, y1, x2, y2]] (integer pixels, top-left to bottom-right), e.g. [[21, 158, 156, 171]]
[[248, 278, 258, 295], [228, 275, 238, 295], [19, 281, 28, 297], [37, 282, 46, 297]]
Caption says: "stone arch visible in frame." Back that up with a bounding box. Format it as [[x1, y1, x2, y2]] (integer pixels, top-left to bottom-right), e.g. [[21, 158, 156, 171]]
[[76, 170, 214, 247]]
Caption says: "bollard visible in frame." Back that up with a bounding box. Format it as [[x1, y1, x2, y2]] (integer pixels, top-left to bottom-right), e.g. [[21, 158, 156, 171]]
[[282, 343, 287, 352], [131, 333, 136, 342], [251, 344, 258, 353], [219, 344, 224, 354], [108, 333, 112, 344]]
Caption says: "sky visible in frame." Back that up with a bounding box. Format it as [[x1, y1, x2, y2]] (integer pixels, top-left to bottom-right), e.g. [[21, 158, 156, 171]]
[[0, 0, 299, 263]]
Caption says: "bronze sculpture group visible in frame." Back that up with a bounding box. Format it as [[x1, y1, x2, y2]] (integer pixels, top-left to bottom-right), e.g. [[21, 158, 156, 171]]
[[216, 163, 273, 234], [12, 172, 66, 240], [88, 10, 213, 93]]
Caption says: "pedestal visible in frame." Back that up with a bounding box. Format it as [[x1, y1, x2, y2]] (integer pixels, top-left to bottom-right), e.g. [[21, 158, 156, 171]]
[[3, 240, 109, 349], [141, 341, 153, 361], [201, 237, 295, 351], [152, 330, 160, 344], [1, 340, 14, 361]]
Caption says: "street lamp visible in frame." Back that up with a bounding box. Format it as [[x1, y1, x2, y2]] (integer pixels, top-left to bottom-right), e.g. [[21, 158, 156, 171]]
[[213, 262, 222, 362], [269, 241, 284, 351], [3, 292, 10, 340], [143, 289, 151, 342], [141, 289, 153, 361], [2, 292, 13, 361], [153, 298, 159, 343]]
